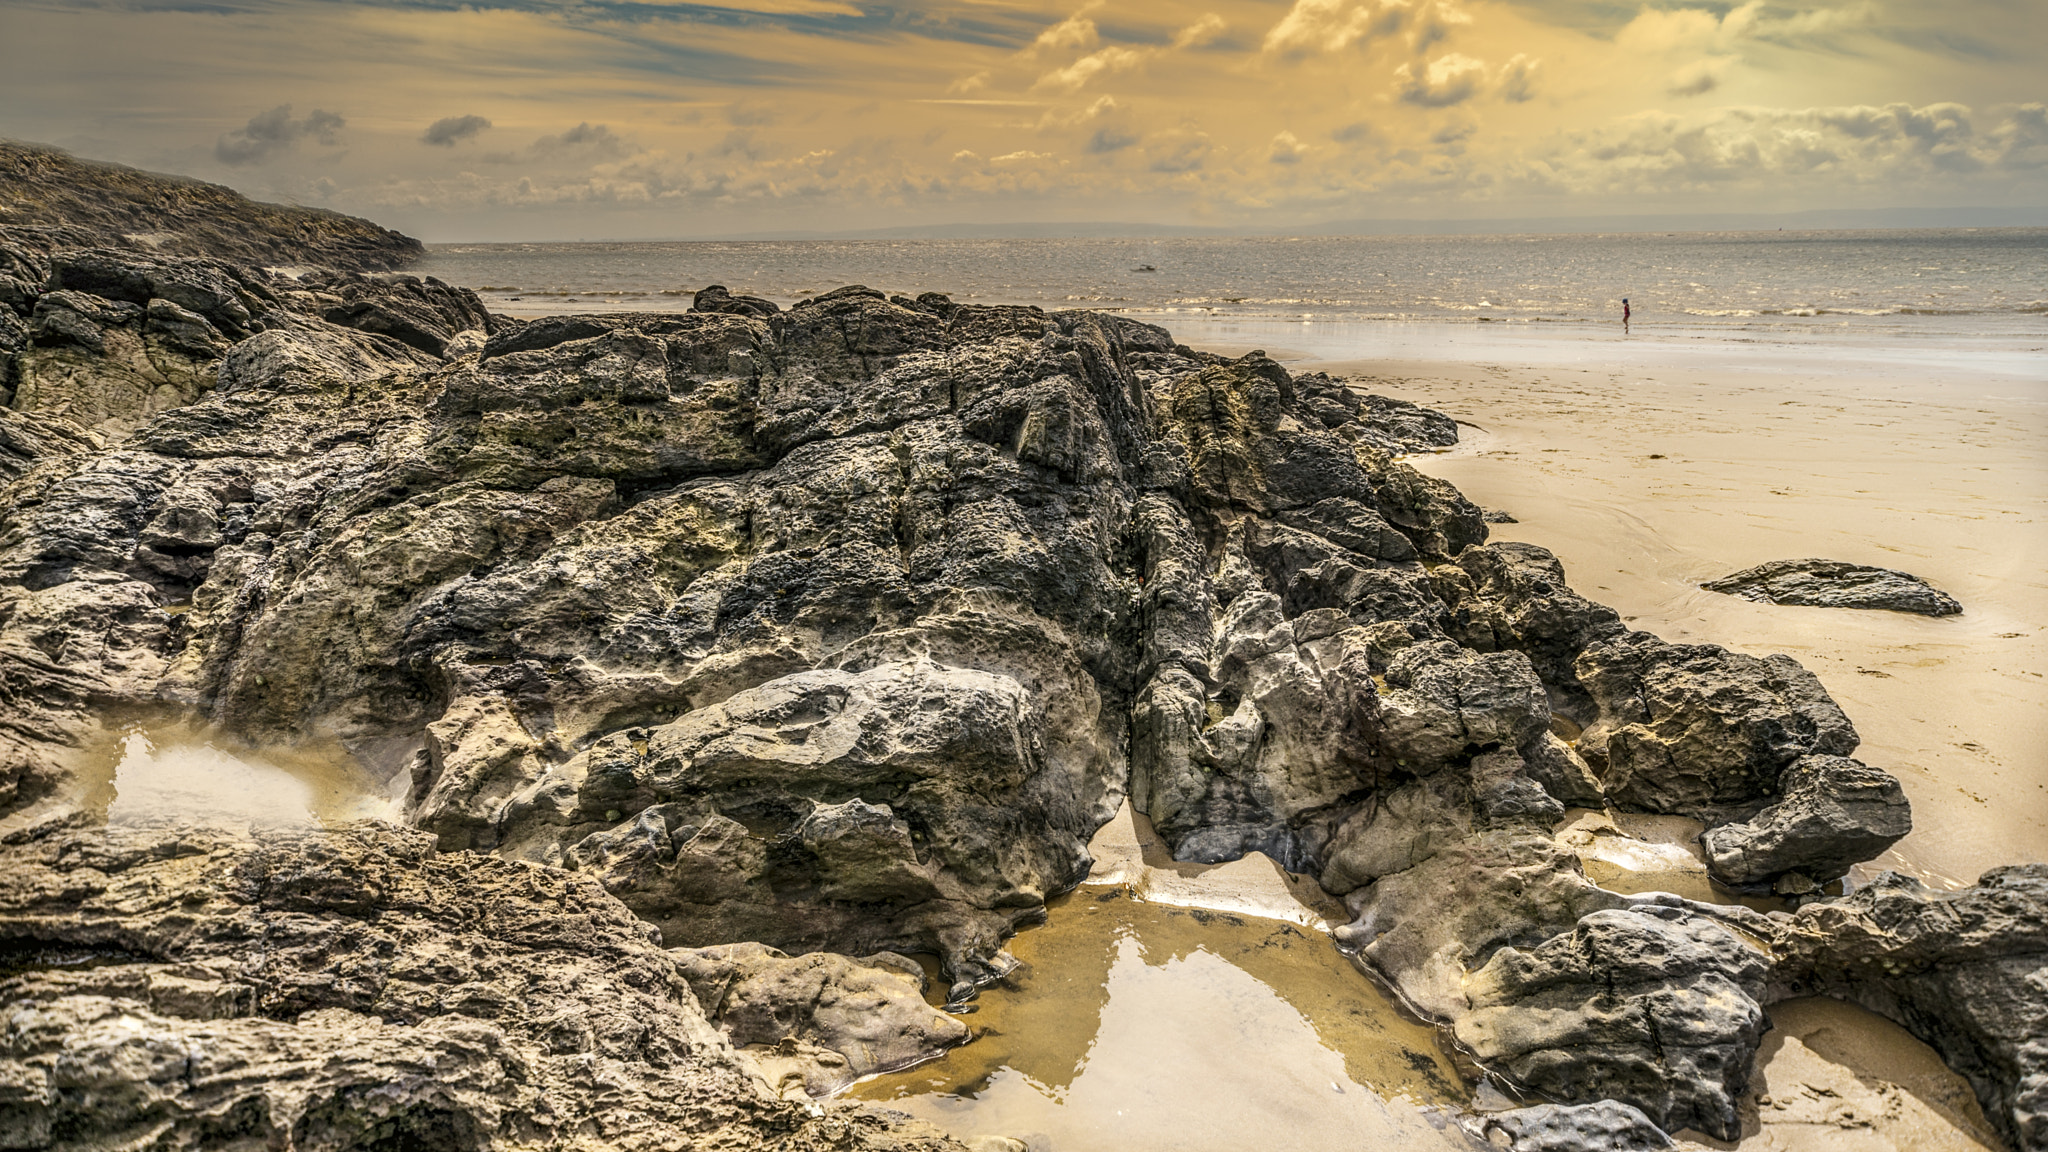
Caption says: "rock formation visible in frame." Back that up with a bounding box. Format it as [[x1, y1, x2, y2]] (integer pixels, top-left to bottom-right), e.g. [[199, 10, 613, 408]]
[[1703, 557, 1963, 616], [1, 219, 2042, 1151], [1, 140, 424, 271]]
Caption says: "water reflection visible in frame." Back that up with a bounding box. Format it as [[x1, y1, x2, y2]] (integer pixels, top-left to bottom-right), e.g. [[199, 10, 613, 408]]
[[850, 892, 1471, 1152], [96, 724, 400, 827]]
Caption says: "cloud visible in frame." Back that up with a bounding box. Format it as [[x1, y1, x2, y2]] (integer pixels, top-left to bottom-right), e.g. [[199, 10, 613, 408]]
[[1172, 13, 1228, 50], [1034, 46, 1146, 92], [422, 114, 492, 147], [1088, 127, 1139, 152], [1498, 53, 1538, 102], [215, 104, 345, 165], [531, 122, 631, 158], [1668, 56, 1734, 97], [1396, 53, 1486, 107], [1264, 0, 1470, 56], [1270, 130, 1309, 163], [1027, 7, 1102, 56]]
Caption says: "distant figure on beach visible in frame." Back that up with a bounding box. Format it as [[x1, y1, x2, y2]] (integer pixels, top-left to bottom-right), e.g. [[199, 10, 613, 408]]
[[1622, 297, 1631, 334]]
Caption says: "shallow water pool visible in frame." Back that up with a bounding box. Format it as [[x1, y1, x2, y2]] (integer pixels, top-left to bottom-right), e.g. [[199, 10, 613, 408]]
[[849, 890, 1473, 1152]]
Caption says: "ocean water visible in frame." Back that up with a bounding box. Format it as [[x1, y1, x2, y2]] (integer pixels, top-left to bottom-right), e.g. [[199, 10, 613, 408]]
[[421, 229, 2048, 355]]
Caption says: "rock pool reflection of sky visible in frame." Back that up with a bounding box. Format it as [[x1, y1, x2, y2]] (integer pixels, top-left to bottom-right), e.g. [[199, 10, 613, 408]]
[[850, 892, 1470, 1151], [100, 726, 401, 828]]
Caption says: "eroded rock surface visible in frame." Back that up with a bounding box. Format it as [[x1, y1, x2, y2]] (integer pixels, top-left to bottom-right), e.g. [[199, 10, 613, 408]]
[[0, 819, 961, 1151], [1702, 557, 1963, 617], [1, 229, 2035, 1150]]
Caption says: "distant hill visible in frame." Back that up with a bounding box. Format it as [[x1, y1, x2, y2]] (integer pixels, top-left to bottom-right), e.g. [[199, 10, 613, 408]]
[[0, 140, 422, 271]]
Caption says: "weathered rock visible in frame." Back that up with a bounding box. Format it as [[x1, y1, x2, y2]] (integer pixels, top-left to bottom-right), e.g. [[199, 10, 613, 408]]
[[1471, 1100, 1673, 1151], [1774, 865, 2048, 1151], [672, 942, 967, 1097], [1573, 631, 1858, 819], [1457, 906, 1772, 1140], [1351, 391, 1461, 453], [693, 283, 781, 318], [1703, 557, 1962, 617], [0, 819, 963, 1151], [1701, 753, 1911, 885], [301, 270, 497, 357], [0, 140, 422, 270], [0, 239, 1958, 1151]]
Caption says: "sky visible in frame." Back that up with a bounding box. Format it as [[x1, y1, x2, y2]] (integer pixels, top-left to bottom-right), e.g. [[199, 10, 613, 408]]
[[0, 0, 2042, 239]]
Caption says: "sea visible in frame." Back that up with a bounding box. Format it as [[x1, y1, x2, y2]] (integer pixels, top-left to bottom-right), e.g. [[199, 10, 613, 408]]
[[420, 228, 2048, 374]]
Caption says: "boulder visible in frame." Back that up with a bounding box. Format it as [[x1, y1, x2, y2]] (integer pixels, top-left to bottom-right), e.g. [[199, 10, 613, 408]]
[[672, 942, 967, 1097], [1701, 754, 1911, 885], [1775, 865, 2048, 1151], [1471, 1101, 1673, 1151], [1704, 558, 1962, 617]]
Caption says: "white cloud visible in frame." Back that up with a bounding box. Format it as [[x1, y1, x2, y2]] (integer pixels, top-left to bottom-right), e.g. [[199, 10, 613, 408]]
[[1395, 53, 1487, 107], [1034, 46, 1147, 93]]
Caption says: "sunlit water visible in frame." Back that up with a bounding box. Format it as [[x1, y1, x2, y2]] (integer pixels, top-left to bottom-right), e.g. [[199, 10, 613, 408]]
[[93, 725, 402, 828], [849, 892, 1472, 1152], [421, 229, 2048, 351]]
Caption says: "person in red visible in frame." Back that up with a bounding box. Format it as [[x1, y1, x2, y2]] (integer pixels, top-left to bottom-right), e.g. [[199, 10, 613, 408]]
[[1622, 297, 1631, 334]]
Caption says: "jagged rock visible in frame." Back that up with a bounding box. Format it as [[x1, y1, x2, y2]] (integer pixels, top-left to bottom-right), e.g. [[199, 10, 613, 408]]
[[0, 239, 1960, 1150], [1435, 541, 1625, 711], [1351, 392, 1461, 453], [487, 660, 1097, 995], [301, 270, 497, 357], [1457, 906, 1771, 1140], [1472, 1101, 1673, 1151], [1703, 557, 1962, 617], [0, 140, 422, 270], [1701, 754, 1911, 885], [693, 284, 780, 318], [672, 942, 967, 1097], [0, 819, 963, 1152], [1573, 631, 1858, 819], [1773, 865, 2048, 1151]]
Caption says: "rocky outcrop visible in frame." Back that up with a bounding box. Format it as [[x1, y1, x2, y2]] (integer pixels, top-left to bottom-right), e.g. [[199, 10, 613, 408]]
[[1, 230, 2030, 1150], [1702, 558, 1963, 616], [1, 140, 423, 271], [1701, 753, 1911, 887], [0, 819, 963, 1151]]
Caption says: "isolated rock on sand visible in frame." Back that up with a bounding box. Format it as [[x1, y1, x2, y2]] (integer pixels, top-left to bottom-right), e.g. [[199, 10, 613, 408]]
[[1472, 1100, 1673, 1151], [1703, 557, 1962, 616], [1701, 753, 1912, 886], [0, 820, 960, 1151]]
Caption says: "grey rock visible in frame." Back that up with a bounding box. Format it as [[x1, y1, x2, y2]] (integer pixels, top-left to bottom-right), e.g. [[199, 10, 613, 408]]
[[1457, 906, 1771, 1141], [307, 269, 496, 357], [671, 941, 968, 1097], [1474, 1101, 1673, 1151], [1574, 632, 1858, 818], [1704, 557, 1962, 617], [0, 819, 963, 1152], [1352, 392, 1461, 452], [1702, 754, 1911, 884], [1775, 864, 2048, 1152], [0, 140, 422, 270]]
